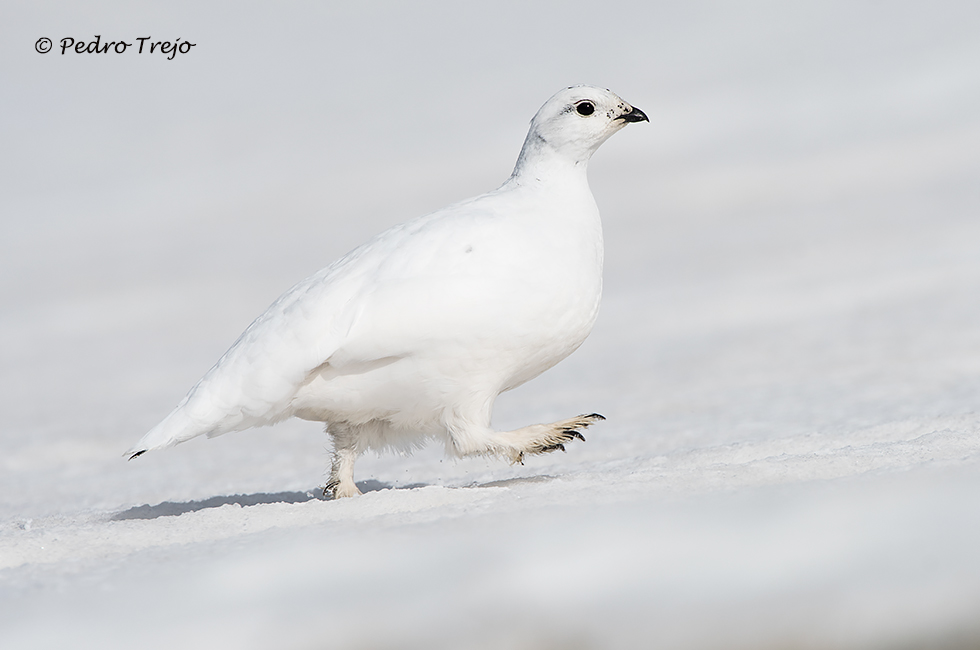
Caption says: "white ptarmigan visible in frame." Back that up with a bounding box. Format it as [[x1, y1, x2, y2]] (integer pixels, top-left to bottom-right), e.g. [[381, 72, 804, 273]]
[[128, 86, 648, 498]]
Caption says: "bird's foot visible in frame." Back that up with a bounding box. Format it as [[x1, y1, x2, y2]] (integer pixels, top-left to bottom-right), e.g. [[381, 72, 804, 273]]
[[324, 477, 362, 499], [509, 413, 604, 464]]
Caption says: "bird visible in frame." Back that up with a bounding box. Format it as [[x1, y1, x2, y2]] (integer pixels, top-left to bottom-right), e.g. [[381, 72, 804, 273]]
[[128, 85, 648, 498]]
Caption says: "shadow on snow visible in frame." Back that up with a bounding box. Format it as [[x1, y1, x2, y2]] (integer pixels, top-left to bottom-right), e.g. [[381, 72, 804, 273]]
[[111, 479, 411, 520], [112, 474, 556, 520]]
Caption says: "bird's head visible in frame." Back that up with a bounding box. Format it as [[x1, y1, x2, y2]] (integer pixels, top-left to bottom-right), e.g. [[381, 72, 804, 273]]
[[515, 85, 648, 175]]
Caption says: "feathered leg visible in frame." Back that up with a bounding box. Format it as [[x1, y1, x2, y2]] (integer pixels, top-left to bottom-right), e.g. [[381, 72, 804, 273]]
[[324, 422, 362, 499], [448, 412, 603, 463]]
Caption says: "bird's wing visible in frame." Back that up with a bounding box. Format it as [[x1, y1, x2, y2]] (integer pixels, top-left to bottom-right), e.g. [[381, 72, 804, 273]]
[[130, 198, 499, 454], [333, 191, 601, 365]]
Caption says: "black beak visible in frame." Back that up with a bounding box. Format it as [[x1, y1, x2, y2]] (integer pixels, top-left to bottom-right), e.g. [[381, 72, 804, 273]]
[[617, 106, 649, 123]]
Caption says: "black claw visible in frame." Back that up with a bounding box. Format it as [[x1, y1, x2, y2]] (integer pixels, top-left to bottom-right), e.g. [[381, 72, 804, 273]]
[[128, 450, 147, 461], [570, 431, 586, 442], [538, 442, 565, 453]]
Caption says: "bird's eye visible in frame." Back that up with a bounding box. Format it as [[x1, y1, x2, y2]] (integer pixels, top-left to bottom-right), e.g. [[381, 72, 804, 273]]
[[576, 101, 595, 116]]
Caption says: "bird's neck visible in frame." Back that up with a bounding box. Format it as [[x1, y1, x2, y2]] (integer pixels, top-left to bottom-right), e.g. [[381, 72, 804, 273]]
[[508, 131, 591, 188]]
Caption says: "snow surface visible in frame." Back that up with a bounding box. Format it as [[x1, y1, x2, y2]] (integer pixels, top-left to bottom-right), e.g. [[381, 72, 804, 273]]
[[3, 2, 980, 648]]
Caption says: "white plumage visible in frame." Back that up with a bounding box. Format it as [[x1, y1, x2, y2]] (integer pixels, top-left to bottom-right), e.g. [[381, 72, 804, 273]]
[[129, 86, 647, 497]]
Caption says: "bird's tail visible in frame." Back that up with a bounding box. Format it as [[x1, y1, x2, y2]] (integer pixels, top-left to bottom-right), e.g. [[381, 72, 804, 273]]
[[124, 403, 203, 460]]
